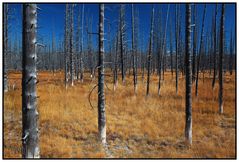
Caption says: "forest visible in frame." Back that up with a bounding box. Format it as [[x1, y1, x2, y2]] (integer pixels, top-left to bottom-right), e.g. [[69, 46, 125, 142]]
[[3, 3, 236, 158]]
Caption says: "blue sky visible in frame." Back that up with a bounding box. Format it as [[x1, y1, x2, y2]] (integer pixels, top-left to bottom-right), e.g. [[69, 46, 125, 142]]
[[7, 3, 236, 53]]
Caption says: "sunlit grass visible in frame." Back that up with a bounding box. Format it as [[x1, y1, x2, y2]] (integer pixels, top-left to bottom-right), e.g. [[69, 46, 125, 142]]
[[4, 70, 235, 158]]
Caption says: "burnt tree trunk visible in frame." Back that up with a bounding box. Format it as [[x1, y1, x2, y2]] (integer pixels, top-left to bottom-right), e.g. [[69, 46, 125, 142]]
[[4, 4, 8, 92], [146, 6, 154, 96], [185, 4, 192, 145], [219, 4, 225, 114], [132, 4, 137, 93], [212, 4, 218, 89], [70, 5, 74, 86], [22, 4, 40, 158], [80, 4, 84, 83], [192, 4, 197, 83], [195, 4, 206, 96], [98, 4, 106, 144]]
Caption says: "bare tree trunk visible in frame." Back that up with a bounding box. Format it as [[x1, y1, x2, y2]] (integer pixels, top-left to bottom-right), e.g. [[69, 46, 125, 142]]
[[75, 5, 81, 80], [192, 4, 197, 83], [175, 4, 179, 94], [169, 16, 173, 78], [80, 4, 84, 83], [195, 4, 206, 97], [64, 4, 69, 89], [70, 5, 74, 86], [212, 4, 218, 89], [98, 4, 106, 145], [4, 4, 8, 92], [22, 4, 40, 158], [185, 4, 192, 145], [120, 5, 126, 84], [113, 29, 119, 91], [229, 29, 233, 75], [219, 4, 225, 114], [158, 5, 170, 95], [132, 4, 137, 93], [146, 6, 154, 96]]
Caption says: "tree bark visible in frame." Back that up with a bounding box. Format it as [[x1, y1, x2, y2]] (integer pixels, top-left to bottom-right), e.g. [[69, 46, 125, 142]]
[[192, 4, 197, 83], [185, 4, 192, 145], [132, 4, 137, 93], [175, 4, 179, 94], [195, 4, 206, 96], [146, 6, 154, 96], [22, 4, 40, 158], [70, 5, 74, 86], [98, 4, 106, 145], [4, 4, 8, 92], [219, 4, 225, 114], [212, 4, 218, 89]]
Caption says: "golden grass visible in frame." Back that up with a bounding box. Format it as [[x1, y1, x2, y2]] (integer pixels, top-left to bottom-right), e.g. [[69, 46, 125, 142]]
[[3, 70, 235, 158]]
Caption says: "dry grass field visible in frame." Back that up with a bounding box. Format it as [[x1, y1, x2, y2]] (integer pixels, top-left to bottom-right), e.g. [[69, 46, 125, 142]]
[[3, 70, 236, 158]]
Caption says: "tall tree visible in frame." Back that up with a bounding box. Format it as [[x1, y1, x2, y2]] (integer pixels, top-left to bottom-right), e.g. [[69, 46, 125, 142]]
[[64, 4, 69, 89], [219, 4, 225, 114], [80, 4, 84, 82], [75, 5, 81, 80], [132, 4, 137, 93], [229, 29, 233, 75], [146, 6, 154, 96], [98, 4, 106, 145], [4, 3, 8, 92], [169, 15, 173, 78], [113, 29, 119, 91], [212, 4, 218, 89], [175, 5, 180, 94], [195, 4, 206, 96], [158, 5, 170, 95], [185, 4, 192, 145], [192, 4, 197, 83], [120, 5, 126, 84], [70, 4, 74, 86], [22, 4, 40, 158]]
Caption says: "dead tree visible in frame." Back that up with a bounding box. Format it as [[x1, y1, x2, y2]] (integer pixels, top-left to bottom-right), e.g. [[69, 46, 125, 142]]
[[98, 4, 106, 145], [113, 28, 119, 91], [192, 4, 197, 83], [52, 27, 56, 75], [80, 4, 85, 82], [219, 4, 225, 114], [229, 29, 233, 75], [146, 6, 154, 96], [75, 5, 81, 80], [195, 4, 206, 97], [22, 4, 40, 158], [212, 4, 218, 89], [169, 15, 173, 78], [69, 4, 74, 86], [158, 4, 170, 95], [131, 4, 137, 93], [64, 4, 70, 88], [4, 3, 8, 92], [120, 5, 126, 84], [185, 4, 192, 145], [87, 16, 94, 78], [175, 4, 179, 94]]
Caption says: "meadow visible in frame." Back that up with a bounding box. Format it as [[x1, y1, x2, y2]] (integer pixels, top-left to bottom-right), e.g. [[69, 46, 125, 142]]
[[3, 70, 236, 158]]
